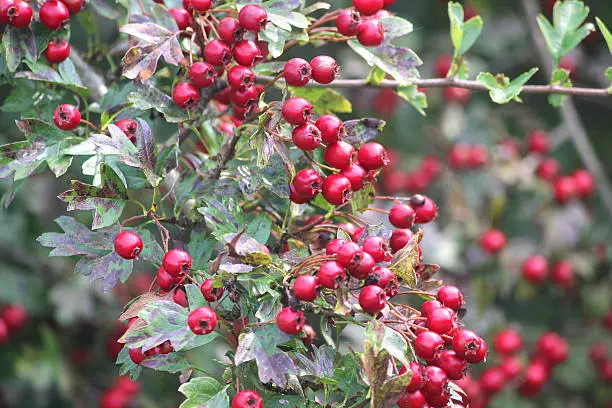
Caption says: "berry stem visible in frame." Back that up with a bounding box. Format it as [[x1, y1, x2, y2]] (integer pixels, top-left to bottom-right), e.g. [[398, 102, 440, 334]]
[[80, 119, 100, 131]]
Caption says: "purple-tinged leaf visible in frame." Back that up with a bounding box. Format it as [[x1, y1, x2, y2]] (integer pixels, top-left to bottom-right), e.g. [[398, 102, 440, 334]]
[[63, 125, 141, 168], [0, 139, 48, 181], [343, 118, 386, 146], [234, 325, 296, 388], [261, 0, 301, 11], [16, 61, 89, 98], [357, 224, 393, 245], [219, 262, 255, 274], [135, 119, 161, 187], [347, 40, 422, 84], [141, 353, 191, 373], [58, 163, 128, 229], [77, 250, 133, 292], [37, 216, 117, 257], [137, 228, 165, 263], [127, 82, 190, 123], [295, 345, 335, 378], [2, 26, 36, 72], [116, 345, 144, 380]]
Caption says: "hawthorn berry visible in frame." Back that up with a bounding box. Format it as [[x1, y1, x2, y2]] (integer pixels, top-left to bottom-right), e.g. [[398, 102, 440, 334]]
[[6, 0, 31, 28], [292, 123, 322, 150], [447, 143, 470, 170], [493, 328, 523, 355], [518, 360, 549, 396], [289, 184, 311, 204], [326, 239, 346, 255], [227, 65, 254, 91], [536, 158, 559, 182], [232, 390, 263, 408], [521, 254, 549, 285], [1, 305, 28, 332], [353, 0, 384, 16], [189, 61, 217, 88], [310, 56, 338, 84], [434, 350, 467, 380], [467, 145, 489, 168], [336, 242, 364, 270], [187, 306, 217, 335], [172, 82, 200, 108], [406, 362, 426, 392], [128, 347, 146, 364], [389, 204, 416, 229], [233, 40, 263, 66], [317, 261, 347, 289], [526, 130, 551, 154], [115, 119, 138, 143], [453, 329, 487, 363], [0, 0, 13, 24], [554, 175, 575, 204], [230, 86, 259, 108], [218, 17, 244, 43], [536, 332, 569, 366], [359, 284, 387, 315], [340, 163, 367, 191], [53, 104, 81, 130], [336, 9, 361, 36], [0, 320, 7, 344], [397, 391, 426, 408], [182, 0, 210, 13], [369, 266, 399, 297], [276, 307, 305, 335], [434, 54, 453, 77], [422, 365, 449, 396], [551, 259, 574, 288], [292, 168, 322, 198], [414, 330, 444, 361], [420, 299, 442, 318], [204, 39, 232, 67], [321, 174, 352, 205], [324, 141, 355, 170], [162, 249, 193, 276], [172, 288, 188, 308], [100, 389, 129, 408], [358, 142, 389, 170], [572, 169, 594, 199], [389, 228, 413, 252], [315, 114, 344, 143], [282, 97, 313, 126], [443, 86, 471, 104], [436, 285, 464, 311], [479, 366, 506, 394], [362, 236, 391, 263], [114, 231, 143, 260], [500, 355, 523, 379], [356, 20, 385, 47], [284, 58, 312, 87], [156, 266, 176, 291], [410, 195, 438, 224], [426, 306, 456, 334], [169, 8, 192, 30], [45, 38, 71, 64], [39, 0, 69, 30], [293, 275, 320, 302], [351, 251, 376, 279], [238, 4, 267, 32], [200, 279, 224, 302]]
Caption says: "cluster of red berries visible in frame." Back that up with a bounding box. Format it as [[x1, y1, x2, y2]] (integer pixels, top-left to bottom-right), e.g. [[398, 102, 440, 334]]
[[589, 342, 612, 384], [286, 111, 390, 205], [396, 286, 487, 408], [382, 153, 442, 195], [99, 376, 140, 408], [521, 254, 575, 288], [447, 143, 489, 171], [458, 329, 568, 407], [0, 304, 29, 344], [336, 0, 397, 47]]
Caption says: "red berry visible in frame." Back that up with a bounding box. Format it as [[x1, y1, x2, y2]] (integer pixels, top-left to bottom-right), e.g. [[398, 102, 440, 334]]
[[598, 361, 612, 382], [162, 249, 193, 276], [420, 299, 442, 318], [589, 342, 608, 365], [238, 4, 267, 32], [536, 332, 569, 366], [500, 355, 522, 379], [518, 360, 549, 396], [422, 365, 449, 396], [0, 0, 14, 24], [293, 168, 322, 198], [182, 0, 210, 13], [326, 239, 346, 255], [356, 19, 385, 46], [39, 0, 69, 30], [351, 251, 376, 279], [114, 231, 143, 260], [159, 340, 174, 354], [173, 82, 200, 108], [200, 279, 224, 302], [467, 145, 488, 168], [322, 174, 352, 205], [341, 163, 367, 191], [358, 142, 389, 170], [415, 330, 444, 361], [232, 390, 263, 408], [336, 9, 361, 36], [493, 329, 523, 355], [526, 130, 550, 154], [448, 143, 470, 170], [292, 123, 321, 150], [45, 38, 71, 64], [276, 307, 305, 335], [227, 65, 254, 91], [389, 204, 416, 229], [406, 362, 426, 392], [521, 254, 549, 285], [369, 266, 398, 296], [453, 330, 487, 363], [187, 306, 217, 335], [53, 104, 81, 130], [172, 288, 188, 308], [353, 0, 384, 16], [6, 0, 31, 27], [204, 39, 232, 66], [551, 259, 574, 288], [536, 158, 559, 182], [293, 275, 320, 302], [315, 114, 344, 143], [317, 261, 347, 289], [189, 61, 217, 88], [397, 391, 426, 408], [362, 236, 391, 263], [336, 242, 364, 270], [169, 8, 192, 30], [359, 285, 387, 315], [1, 305, 28, 332], [156, 266, 176, 291], [310, 56, 338, 84], [233, 40, 263, 67], [284, 58, 312, 87], [282, 97, 313, 126], [410, 195, 438, 224], [218, 17, 244, 43], [128, 347, 146, 364], [289, 184, 311, 204], [230, 85, 259, 107], [479, 229, 507, 254], [389, 228, 413, 252], [443, 86, 471, 104], [426, 306, 456, 334], [324, 141, 355, 170], [479, 366, 506, 394], [0, 320, 9, 344], [115, 119, 138, 143], [383, 0, 395, 6], [434, 54, 453, 77], [554, 175, 575, 204], [572, 169, 594, 199], [434, 350, 467, 380]]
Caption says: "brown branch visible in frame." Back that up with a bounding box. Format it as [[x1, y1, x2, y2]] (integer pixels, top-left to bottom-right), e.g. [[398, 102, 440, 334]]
[[255, 75, 611, 97], [209, 132, 240, 180]]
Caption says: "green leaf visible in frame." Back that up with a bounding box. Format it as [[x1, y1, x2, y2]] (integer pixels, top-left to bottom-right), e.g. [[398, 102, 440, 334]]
[[396, 85, 428, 116], [141, 352, 192, 373], [348, 40, 421, 84], [116, 345, 143, 380], [246, 213, 273, 244], [2, 26, 36, 72], [127, 82, 190, 123], [476, 68, 538, 104], [596, 17, 612, 55], [58, 163, 128, 229], [134, 119, 161, 187], [366, 67, 386, 85], [15, 61, 89, 98], [185, 283, 207, 310], [234, 325, 297, 388], [380, 16, 413, 40], [448, 2, 483, 56], [289, 87, 352, 114], [536, 1, 595, 65], [343, 118, 386, 146], [259, 24, 309, 59], [37, 216, 116, 257], [365, 321, 411, 368], [178, 377, 223, 408], [548, 68, 573, 107], [605, 67, 612, 91], [351, 183, 376, 214], [389, 230, 420, 287]]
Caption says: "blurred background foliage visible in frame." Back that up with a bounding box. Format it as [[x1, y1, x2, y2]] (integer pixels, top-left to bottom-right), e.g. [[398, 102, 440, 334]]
[[0, 0, 611, 407]]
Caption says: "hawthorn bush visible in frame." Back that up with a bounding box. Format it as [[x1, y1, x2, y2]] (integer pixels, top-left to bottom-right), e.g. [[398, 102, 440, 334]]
[[0, 0, 611, 407]]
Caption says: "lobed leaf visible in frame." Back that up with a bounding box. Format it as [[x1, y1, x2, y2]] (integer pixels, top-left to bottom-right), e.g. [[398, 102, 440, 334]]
[[348, 40, 421, 85]]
